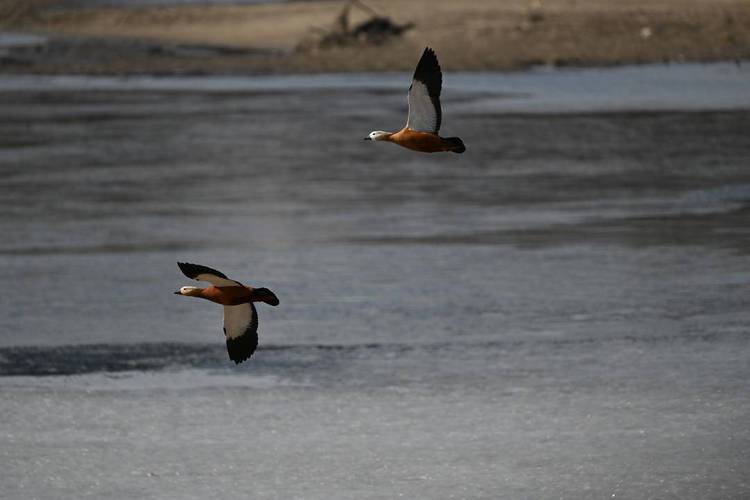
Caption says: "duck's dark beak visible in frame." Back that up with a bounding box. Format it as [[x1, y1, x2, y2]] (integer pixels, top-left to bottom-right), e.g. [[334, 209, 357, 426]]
[[363, 136, 371, 140], [173, 290, 181, 295]]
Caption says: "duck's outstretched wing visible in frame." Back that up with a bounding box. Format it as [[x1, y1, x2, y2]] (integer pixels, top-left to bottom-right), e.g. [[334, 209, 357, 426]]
[[405, 47, 442, 134], [177, 262, 243, 287], [223, 303, 259, 364]]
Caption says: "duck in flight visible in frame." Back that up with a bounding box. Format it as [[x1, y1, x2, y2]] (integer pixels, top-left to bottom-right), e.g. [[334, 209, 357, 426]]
[[174, 262, 279, 364], [364, 47, 465, 153]]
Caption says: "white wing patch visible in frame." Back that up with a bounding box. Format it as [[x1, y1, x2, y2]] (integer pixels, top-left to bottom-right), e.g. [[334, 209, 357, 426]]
[[223, 303, 258, 339], [406, 81, 440, 133], [196, 273, 242, 287]]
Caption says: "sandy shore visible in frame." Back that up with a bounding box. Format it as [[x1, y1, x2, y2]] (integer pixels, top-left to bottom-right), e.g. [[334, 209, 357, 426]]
[[1, 0, 749, 74]]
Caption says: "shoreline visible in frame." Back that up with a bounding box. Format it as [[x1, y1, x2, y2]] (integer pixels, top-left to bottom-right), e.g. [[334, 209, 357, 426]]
[[1, 0, 749, 75]]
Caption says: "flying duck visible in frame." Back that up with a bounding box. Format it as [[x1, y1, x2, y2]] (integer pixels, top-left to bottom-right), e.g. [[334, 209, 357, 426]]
[[364, 47, 465, 153], [174, 262, 279, 364]]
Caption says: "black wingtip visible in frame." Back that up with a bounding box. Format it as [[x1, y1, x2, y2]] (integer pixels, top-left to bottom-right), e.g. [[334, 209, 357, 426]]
[[226, 329, 259, 364], [177, 262, 194, 278], [412, 46, 442, 97], [177, 262, 229, 280]]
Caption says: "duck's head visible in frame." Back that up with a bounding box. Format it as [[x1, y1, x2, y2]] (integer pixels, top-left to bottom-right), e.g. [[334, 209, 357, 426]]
[[174, 286, 201, 297], [364, 131, 391, 141]]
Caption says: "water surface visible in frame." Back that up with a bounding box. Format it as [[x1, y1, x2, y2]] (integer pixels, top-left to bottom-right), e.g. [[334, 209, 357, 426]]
[[1, 64, 749, 499]]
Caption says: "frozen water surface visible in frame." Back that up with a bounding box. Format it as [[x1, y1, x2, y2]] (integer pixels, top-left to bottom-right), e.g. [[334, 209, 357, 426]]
[[0, 64, 749, 499]]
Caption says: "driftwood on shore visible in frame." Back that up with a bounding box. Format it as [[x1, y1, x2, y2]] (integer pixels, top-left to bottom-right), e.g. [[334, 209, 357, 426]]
[[298, 0, 414, 51]]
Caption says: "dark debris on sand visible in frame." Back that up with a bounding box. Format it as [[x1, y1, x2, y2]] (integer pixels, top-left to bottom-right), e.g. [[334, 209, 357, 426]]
[[298, 0, 414, 51]]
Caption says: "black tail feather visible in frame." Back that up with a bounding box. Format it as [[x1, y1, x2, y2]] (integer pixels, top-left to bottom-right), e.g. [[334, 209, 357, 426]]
[[445, 137, 465, 153]]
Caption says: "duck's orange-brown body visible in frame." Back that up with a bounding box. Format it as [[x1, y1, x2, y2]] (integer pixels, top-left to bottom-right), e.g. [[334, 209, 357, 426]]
[[197, 286, 253, 306], [185, 285, 279, 306], [175, 261, 280, 364], [387, 129, 463, 153]]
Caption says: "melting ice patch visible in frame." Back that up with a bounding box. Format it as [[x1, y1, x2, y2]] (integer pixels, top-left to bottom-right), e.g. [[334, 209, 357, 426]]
[[1, 63, 749, 113], [675, 184, 750, 215]]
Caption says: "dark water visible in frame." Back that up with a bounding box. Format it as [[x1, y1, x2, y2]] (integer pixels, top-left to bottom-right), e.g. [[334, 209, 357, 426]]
[[1, 64, 749, 499]]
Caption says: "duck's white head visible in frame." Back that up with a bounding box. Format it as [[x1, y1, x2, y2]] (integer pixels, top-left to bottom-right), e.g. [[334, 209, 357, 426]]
[[174, 286, 201, 296], [364, 131, 391, 141]]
